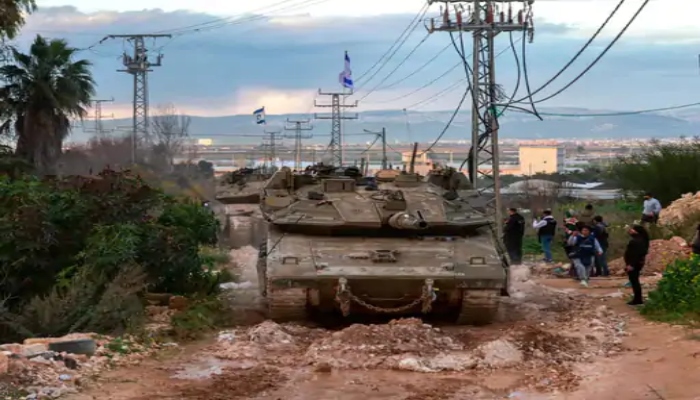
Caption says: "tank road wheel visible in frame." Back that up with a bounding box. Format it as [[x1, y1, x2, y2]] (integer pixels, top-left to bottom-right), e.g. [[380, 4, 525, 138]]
[[266, 285, 308, 322], [456, 289, 500, 326]]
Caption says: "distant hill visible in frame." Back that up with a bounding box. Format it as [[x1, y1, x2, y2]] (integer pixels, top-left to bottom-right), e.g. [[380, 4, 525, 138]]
[[67, 107, 700, 144]]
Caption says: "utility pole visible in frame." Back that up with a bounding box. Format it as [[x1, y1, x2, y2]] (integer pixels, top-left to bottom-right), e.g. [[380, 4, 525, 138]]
[[314, 89, 358, 166], [105, 34, 171, 163], [426, 0, 534, 232], [283, 119, 313, 170], [260, 129, 283, 171], [364, 128, 388, 170], [84, 98, 115, 137]]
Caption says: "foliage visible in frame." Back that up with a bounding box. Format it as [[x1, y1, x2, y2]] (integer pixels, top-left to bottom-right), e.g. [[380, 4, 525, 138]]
[[151, 103, 190, 168], [170, 296, 231, 341], [610, 138, 700, 205], [641, 254, 700, 323], [0, 169, 222, 342], [0, 0, 36, 41], [0, 35, 95, 173]]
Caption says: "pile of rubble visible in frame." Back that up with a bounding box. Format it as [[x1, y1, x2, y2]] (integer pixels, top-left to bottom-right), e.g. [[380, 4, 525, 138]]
[[659, 191, 700, 227], [0, 333, 165, 398], [609, 237, 692, 276]]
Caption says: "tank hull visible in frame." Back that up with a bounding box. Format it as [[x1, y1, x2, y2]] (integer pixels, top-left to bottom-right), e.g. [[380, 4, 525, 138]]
[[260, 230, 507, 325]]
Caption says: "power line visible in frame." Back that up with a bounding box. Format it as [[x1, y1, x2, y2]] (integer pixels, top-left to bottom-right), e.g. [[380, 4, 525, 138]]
[[355, 4, 429, 89], [506, 101, 700, 117], [357, 34, 431, 101], [377, 42, 452, 91], [516, 0, 650, 106], [507, 0, 627, 105]]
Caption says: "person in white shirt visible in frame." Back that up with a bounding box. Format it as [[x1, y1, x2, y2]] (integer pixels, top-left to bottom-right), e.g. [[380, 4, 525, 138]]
[[532, 209, 557, 263], [641, 192, 662, 224]]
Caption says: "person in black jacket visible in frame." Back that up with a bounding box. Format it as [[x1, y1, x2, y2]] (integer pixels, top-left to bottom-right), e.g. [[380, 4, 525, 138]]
[[624, 224, 650, 305], [691, 224, 700, 255], [503, 208, 526, 264]]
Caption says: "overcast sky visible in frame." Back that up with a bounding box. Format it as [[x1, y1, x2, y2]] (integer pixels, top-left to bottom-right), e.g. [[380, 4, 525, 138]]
[[11, 0, 700, 117]]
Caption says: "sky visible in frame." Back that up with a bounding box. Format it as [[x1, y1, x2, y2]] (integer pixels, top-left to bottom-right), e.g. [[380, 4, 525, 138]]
[[10, 0, 700, 118]]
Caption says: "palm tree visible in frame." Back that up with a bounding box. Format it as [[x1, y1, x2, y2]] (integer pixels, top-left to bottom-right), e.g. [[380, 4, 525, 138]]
[[0, 35, 95, 173], [0, 0, 36, 41]]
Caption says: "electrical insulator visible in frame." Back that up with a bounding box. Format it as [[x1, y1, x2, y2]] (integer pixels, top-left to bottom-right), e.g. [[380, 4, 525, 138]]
[[443, 7, 450, 25], [486, 3, 494, 23], [430, 18, 435, 32], [456, 11, 463, 26], [518, 10, 523, 24], [508, 4, 513, 23], [500, 11, 505, 23]]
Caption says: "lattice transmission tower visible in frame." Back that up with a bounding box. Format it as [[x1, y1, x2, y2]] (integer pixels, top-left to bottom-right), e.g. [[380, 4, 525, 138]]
[[314, 90, 358, 166], [105, 34, 171, 163], [426, 0, 534, 226], [284, 119, 313, 170]]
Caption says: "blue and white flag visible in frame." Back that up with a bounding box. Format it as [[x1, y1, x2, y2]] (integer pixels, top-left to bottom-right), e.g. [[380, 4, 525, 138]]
[[253, 107, 266, 124], [338, 51, 353, 90]]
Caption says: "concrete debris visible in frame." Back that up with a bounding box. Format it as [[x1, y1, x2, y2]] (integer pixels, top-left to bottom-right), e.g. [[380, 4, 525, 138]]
[[476, 339, 524, 368]]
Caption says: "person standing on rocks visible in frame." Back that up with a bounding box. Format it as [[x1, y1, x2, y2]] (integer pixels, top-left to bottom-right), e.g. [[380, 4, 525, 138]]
[[641, 192, 662, 224], [624, 224, 650, 305], [567, 225, 603, 287], [533, 209, 557, 263], [503, 207, 526, 264]]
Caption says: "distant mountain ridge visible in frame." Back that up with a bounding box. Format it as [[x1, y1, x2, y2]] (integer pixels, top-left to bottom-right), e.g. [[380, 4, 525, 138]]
[[67, 106, 700, 144]]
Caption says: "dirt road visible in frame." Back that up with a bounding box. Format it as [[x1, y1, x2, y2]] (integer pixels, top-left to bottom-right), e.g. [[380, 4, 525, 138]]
[[64, 266, 700, 400]]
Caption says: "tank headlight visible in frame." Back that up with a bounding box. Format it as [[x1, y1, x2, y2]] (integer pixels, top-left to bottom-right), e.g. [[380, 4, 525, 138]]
[[469, 257, 486, 265]]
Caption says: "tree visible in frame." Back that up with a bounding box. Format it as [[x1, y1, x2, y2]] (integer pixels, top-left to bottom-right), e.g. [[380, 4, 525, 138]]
[[610, 137, 700, 205], [151, 103, 190, 169], [0, 0, 36, 41], [0, 35, 95, 173]]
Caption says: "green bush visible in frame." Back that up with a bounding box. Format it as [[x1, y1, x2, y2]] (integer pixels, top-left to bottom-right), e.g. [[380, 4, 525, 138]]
[[641, 254, 700, 322], [0, 169, 223, 342]]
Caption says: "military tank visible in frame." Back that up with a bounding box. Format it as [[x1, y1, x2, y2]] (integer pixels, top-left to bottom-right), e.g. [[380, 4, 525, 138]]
[[216, 167, 272, 204], [256, 164, 509, 325]]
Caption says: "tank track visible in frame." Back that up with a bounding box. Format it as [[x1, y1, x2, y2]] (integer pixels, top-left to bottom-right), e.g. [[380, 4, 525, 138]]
[[456, 289, 500, 326], [266, 285, 308, 322]]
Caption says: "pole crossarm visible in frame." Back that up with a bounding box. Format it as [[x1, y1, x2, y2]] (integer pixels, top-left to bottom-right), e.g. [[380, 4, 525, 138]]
[[425, 0, 534, 236]]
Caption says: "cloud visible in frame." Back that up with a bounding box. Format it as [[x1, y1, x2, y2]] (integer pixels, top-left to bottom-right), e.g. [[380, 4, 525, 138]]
[[10, 5, 700, 117]]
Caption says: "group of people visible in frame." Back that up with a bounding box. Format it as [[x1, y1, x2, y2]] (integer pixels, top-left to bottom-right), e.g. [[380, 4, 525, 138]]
[[502, 195, 664, 306]]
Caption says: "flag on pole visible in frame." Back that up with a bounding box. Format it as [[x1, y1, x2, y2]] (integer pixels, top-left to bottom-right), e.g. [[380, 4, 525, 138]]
[[338, 51, 353, 90], [253, 107, 266, 124]]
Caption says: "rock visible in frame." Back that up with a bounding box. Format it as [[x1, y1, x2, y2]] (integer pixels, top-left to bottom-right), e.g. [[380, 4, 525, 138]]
[[477, 339, 523, 368], [0, 343, 22, 354], [169, 295, 188, 310], [20, 343, 48, 358], [0, 352, 8, 374]]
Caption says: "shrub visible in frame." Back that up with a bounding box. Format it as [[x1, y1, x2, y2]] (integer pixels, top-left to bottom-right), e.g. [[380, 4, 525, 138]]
[[0, 169, 223, 342], [641, 254, 700, 322]]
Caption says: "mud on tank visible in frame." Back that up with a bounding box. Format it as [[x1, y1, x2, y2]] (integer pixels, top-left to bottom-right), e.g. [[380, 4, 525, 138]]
[[256, 166, 510, 325]]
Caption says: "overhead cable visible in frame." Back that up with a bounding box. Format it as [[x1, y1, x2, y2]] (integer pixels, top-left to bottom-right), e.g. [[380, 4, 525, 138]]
[[509, 0, 627, 104], [526, 0, 650, 105], [354, 4, 429, 88]]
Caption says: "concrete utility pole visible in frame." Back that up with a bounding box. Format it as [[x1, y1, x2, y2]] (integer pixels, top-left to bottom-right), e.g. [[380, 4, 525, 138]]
[[260, 129, 283, 171], [314, 89, 358, 166], [105, 34, 171, 163], [283, 119, 313, 170], [426, 0, 534, 229], [364, 128, 388, 170], [84, 98, 115, 137]]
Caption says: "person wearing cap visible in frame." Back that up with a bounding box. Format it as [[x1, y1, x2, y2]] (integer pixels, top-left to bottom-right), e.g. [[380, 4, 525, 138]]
[[533, 209, 557, 263]]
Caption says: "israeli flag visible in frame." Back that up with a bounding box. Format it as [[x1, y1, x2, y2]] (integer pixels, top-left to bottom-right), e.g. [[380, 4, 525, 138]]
[[253, 107, 266, 124], [338, 51, 353, 89]]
